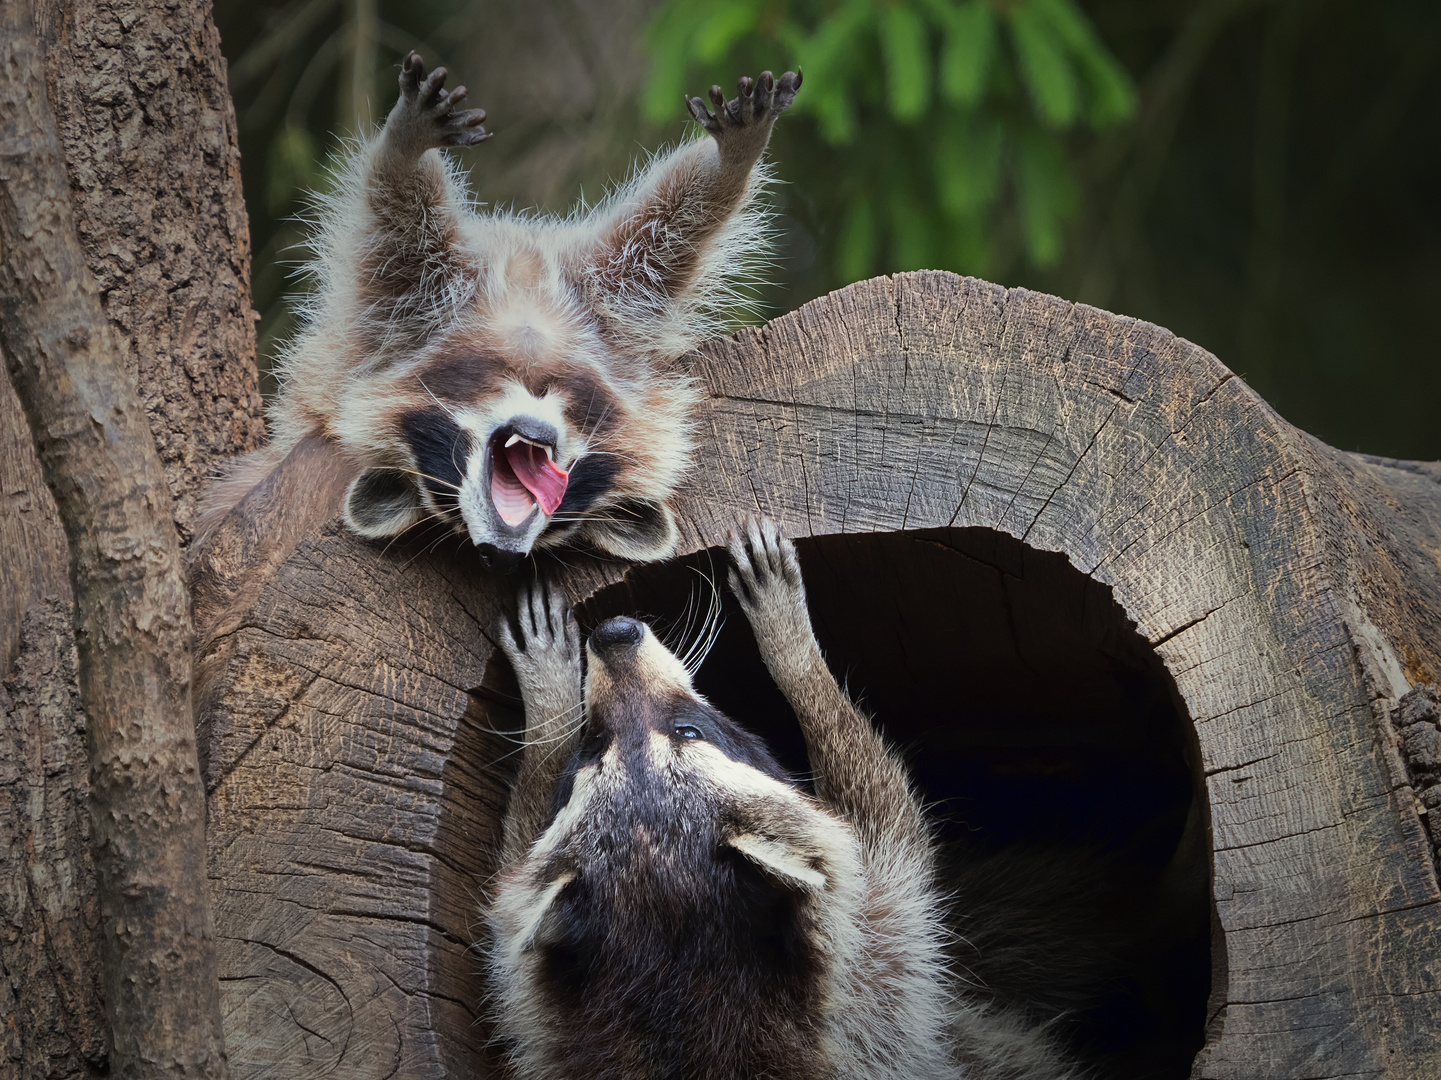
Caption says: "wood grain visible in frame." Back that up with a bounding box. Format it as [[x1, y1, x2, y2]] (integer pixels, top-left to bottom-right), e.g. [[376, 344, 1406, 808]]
[[0, 597, 107, 1078], [194, 271, 1441, 1079]]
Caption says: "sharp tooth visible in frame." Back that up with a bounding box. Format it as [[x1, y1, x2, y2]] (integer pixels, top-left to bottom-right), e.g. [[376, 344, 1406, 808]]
[[503, 432, 556, 457]]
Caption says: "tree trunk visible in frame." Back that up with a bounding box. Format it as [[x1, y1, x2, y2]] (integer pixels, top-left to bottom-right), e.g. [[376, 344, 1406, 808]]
[[0, 0, 261, 1076], [192, 272, 1441, 1079], [30, 0, 265, 541], [0, 0, 229, 1072]]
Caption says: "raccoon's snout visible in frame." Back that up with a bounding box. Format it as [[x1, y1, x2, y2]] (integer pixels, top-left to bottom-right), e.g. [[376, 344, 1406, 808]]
[[583, 617, 696, 737], [475, 543, 524, 574], [503, 416, 559, 447], [589, 617, 644, 655]]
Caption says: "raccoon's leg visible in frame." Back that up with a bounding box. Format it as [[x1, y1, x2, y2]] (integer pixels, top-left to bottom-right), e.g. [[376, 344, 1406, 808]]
[[584, 70, 801, 311], [727, 519, 927, 853], [357, 52, 491, 349], [496, 579, 584, 866]]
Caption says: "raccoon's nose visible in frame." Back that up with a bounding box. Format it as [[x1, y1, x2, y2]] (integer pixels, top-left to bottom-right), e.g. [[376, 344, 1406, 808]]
[[475, 543, 524, 574], [589, 617, 644, 655]]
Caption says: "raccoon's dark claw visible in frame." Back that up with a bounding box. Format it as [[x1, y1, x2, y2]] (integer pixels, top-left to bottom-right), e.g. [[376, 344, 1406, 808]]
[[774, 68, 802, 112], [508, 579, 577, 656], [740, 73, 764, 124], [420, 65, 449, 106], [728, 519, 816, 680], [392, 52, 493, 150], [686, 68, 802, 139], [399, 51, 426, 97], [500, 579, 583, 735], [686, 94, 721, 135]]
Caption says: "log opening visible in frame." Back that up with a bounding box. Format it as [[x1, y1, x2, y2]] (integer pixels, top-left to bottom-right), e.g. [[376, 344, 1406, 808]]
[[575, 527, 1214, 1079]]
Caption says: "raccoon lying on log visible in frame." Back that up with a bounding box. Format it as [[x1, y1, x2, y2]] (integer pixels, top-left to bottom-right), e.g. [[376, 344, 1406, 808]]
[[488, 519, 1077, 1079], [206, 54, 799, 571]]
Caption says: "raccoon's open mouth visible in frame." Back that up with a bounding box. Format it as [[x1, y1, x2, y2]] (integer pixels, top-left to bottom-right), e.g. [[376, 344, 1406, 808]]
[[488, 424, 570, 528]]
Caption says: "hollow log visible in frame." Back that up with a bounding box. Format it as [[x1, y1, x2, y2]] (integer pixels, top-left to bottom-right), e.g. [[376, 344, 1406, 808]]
[[191, 271, 1441, 1080]]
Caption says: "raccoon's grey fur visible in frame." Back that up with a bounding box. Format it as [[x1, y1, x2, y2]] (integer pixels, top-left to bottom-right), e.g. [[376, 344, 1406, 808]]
[[488, 519, 1079, 1079], [205, 54, 798, 571]]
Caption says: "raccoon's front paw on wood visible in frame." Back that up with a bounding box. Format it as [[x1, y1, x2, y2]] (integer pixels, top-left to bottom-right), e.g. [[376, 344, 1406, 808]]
[[388, 51, 492, 152], [498, 579, 582, 717], [686, 69, 802, 151], [727, 518, 818, 663]]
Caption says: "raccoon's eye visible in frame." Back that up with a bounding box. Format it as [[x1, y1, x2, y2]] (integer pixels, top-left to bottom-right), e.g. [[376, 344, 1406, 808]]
[[672, 724, 704, 740]]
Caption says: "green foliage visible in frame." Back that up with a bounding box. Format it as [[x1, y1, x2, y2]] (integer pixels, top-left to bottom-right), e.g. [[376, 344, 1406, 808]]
[[266, 126, 324, 215], [643, 0, 1135, 289]]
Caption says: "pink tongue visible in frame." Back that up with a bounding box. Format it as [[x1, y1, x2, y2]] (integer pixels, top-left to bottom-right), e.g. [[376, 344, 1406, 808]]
[[504, 441, 569, 517]]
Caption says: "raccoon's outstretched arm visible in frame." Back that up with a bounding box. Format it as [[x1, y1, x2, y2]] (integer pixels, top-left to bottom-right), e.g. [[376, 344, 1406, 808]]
[[727, 519, 927, 852], [583, 70, 800, 318], [497, 580, 584, 866], [357, 52, 491, 340]]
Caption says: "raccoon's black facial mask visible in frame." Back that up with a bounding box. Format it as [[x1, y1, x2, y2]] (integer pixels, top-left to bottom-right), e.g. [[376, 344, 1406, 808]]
[[404, 406, 472, 500], [546, 697, 790, 821], [341, 398, 680, 570], [554, 454, 620, 516], [659, 700, 790, 782], [543, 617, 792, 833]]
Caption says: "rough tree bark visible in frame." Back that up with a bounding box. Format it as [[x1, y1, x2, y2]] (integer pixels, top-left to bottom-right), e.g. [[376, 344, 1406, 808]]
[[0, 338, 105, 1077], [0, 2, 229, 1075], [30, 0, 265, 541], [190, 272, 1441, 1079], [0, 0, 260, 1076]]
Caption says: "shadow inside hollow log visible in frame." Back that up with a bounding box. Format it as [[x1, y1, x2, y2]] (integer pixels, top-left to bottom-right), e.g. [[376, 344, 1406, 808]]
[[575, 528, 1214, 1080]]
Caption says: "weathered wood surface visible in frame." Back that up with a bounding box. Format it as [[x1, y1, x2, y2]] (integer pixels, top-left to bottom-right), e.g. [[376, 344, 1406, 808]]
[[192, 438, 526, 1076], [192, 271, 1441, 1079]]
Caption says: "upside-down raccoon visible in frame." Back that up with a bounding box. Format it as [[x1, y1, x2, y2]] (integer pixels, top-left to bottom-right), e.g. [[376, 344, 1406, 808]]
[[488, 519, 1078, 1079], [206, 54, 798, 571]]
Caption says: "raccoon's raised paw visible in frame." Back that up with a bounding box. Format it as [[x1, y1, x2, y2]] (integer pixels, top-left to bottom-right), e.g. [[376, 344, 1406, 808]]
[[727, 517, 813, 646], [687, 69, 802, 145], [498, 578, 581, 706], [390, 51, 492, 150]]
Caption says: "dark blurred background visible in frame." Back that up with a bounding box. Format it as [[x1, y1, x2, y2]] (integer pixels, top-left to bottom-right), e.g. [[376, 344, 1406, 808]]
[[214, 0, 1440, 460]]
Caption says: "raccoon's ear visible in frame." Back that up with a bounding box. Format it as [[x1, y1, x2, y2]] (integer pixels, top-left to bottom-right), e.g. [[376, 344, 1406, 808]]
[[344, 468, 426, 537], [514, 871, 577, 954], [725, 831, 828, 893], [581, 499, 678, 562]]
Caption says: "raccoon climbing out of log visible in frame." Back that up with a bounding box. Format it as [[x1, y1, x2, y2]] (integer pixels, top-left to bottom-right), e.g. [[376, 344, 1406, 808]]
[[205, 54, 800, 572], [488, 519, 1078, 1079]]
